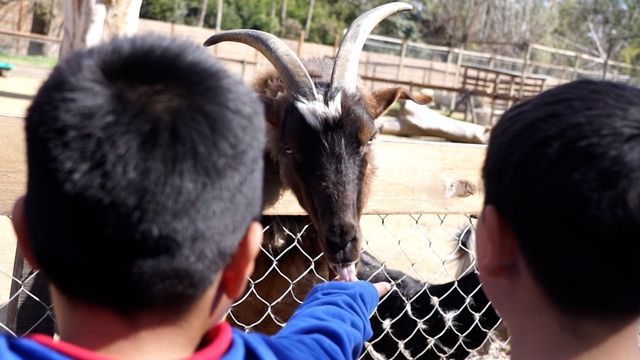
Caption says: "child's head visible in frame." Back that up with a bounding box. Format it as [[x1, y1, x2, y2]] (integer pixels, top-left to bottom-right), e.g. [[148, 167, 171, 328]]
[[15, 35, 265, 315], [480, 80, 640, 321]]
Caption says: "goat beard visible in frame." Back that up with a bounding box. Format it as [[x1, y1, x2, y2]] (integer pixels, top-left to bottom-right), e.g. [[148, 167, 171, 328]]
[[334, 263, 358, 282]]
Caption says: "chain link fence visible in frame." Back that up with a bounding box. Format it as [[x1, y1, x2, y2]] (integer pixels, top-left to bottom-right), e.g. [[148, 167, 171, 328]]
[[1, 213, 509, 359]]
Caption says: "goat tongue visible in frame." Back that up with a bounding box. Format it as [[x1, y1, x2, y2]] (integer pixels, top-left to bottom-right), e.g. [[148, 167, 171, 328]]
[[336, 263, 358, 282]]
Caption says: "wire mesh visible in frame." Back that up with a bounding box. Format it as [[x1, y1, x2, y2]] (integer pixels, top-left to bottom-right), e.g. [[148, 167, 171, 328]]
[[227, 214, 509, 359], [0, 214, 509, 359]]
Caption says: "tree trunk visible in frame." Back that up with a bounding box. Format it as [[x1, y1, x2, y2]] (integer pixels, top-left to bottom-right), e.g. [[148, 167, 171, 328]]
[[270, 0, 276, 19], [304, 0, 314, 38], [215, 0, 223, 31], [60, 0, 142, 59], [197, 0, 208, 28], [280, 0, 287, 30]]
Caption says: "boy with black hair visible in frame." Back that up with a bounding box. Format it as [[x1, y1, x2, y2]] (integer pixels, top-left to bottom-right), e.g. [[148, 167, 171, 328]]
[[0, 35, 389, 359], [476, 79, 640, 360]]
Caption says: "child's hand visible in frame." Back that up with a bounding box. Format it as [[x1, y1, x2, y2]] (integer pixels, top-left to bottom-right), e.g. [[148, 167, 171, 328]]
[[372, 282, 392, 298]]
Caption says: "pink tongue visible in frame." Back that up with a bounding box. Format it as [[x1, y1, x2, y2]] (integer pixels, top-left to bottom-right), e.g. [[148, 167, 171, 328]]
[[337, 264, 358, 282]]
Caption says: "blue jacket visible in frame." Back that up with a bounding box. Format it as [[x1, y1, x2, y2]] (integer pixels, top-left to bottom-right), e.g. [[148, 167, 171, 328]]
[[0, 281, 378, 360]]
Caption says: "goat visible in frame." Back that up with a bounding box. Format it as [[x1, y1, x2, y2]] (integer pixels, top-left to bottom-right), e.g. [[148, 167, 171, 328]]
[[205, 2, 431, 334], [357, 243, 501, 360]]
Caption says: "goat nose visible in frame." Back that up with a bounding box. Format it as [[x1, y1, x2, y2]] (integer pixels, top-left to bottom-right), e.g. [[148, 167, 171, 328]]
[[327, 223, 358, 253]]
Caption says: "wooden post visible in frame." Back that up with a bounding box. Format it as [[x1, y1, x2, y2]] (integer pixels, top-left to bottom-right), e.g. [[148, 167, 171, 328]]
[[364, 58, 370, 77], [1, 217, 18, 333], [519, 43, 531, 99], [572, 55, 581, 80], [280, 0, 288, 32], [4, 250, 24, 334], [397, 38, 408, 80], [17, 0, 25, 32], [444, 47, 453, 86], [297, 30, 305, 57], [304, 0, 314, 39], [333, 32, 340, 56], [602, 43, 614, 80], [215, 0, 223, 31], [253, 49, 259, 67], [370, 64, 378, 89], [450, 47, 464, 111], [15, 0, 26, 54], [196, 0, 208, 27]]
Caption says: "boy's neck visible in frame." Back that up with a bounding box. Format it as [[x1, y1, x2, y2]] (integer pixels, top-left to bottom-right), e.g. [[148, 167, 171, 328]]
[[509, 315, 640, 360], [50, 286, 217, 360]]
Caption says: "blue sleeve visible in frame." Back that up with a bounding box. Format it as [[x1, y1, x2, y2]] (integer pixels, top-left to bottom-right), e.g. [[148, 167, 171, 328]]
[[0, 335, 72, 360], [227, 281, 378, 360]]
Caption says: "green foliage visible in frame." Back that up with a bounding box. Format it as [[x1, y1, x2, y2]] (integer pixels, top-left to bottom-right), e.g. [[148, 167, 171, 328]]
[[139, 0, 416, 41], [0, 51, 57, 68], [138, 0, 640, 67], [140, 0, 200, 24]]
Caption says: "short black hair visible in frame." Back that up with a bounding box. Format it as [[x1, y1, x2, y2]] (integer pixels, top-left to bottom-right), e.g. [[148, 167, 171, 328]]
[[25, 35, 265, 314], [483, 80, 640, 319]]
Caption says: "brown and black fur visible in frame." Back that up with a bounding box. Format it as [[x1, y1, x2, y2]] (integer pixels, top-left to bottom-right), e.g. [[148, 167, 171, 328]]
[[228, 58, 430, 333]]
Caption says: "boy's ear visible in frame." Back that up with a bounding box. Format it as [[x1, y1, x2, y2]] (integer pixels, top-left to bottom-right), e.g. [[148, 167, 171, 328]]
[[220, 221, 263, 299], [476, 205, 518, 278], [11, 196, 39, 269]]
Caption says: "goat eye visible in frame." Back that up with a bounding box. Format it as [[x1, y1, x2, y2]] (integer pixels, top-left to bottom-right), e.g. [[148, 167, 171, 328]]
[[366, 135, 376, 145], [283, 146, 293, 155]]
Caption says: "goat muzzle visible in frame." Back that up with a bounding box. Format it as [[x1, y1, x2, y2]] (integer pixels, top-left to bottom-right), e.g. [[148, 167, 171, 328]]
[[332, 262, 359, 282]]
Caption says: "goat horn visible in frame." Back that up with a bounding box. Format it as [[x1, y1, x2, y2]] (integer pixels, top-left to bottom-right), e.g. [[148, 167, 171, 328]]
[[331, 2, 412, 93], [204, 30, 318, 100]]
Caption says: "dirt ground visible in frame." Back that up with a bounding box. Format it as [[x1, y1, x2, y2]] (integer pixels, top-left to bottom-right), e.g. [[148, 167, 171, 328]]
[[0, 72, 43, 117]]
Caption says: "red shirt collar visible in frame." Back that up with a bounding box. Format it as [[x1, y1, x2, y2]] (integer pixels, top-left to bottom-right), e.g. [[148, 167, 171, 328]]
[[28, 321, 233, 360]]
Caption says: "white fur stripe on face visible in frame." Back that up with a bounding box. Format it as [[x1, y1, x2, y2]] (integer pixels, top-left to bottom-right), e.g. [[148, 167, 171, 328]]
[[294, 92, 342, 130]]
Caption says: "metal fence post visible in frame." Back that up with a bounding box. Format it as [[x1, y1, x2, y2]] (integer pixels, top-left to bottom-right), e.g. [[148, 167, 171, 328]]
[[450, 47, 464, 111], [397, 38, 408, 80], [297, 31, 305, 57], [519, 43, 531, 98]]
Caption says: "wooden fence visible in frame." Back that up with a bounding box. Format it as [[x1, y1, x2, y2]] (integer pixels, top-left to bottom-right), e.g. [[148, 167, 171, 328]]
[[0, 110, 487, 334]]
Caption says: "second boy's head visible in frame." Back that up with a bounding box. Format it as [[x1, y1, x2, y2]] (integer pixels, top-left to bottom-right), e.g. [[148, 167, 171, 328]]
[[12, 35, 265, 320], [477, 80, 640, 329]]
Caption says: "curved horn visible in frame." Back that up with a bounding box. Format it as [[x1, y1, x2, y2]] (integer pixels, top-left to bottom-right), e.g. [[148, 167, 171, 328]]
[[331, 2, 412, 92], [204, 30, 318, 100]]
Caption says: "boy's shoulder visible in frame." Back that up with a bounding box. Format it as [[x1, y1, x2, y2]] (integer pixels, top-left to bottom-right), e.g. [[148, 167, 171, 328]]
[[0, 281, 378, 360], [0, 333, 70, 360]]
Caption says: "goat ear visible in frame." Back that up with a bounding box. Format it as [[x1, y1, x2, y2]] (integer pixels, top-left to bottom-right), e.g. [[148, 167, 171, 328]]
[[368, 87, 432, 119], [259, 95, 281, 127]]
